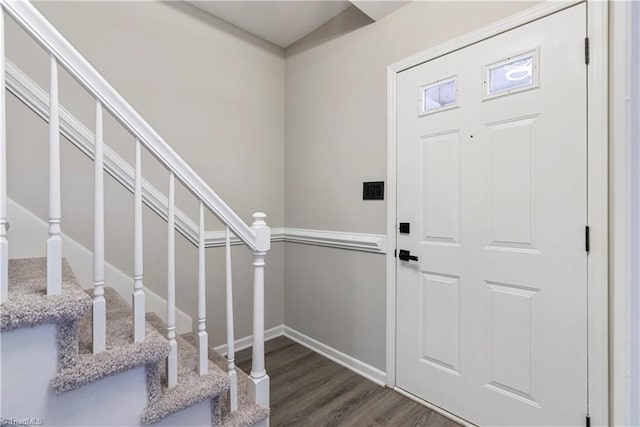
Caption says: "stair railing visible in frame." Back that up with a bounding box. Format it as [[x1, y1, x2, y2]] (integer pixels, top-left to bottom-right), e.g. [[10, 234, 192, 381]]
[[0, 0, 270, 411]]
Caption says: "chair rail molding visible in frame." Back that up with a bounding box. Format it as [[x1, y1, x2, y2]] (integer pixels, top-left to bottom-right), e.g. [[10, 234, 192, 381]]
[[284, 228, 386, 253], [6, 58, 386, 255]]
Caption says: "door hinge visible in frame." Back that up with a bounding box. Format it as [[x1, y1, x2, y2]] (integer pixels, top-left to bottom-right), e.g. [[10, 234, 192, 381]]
[[586, 414, 591, 427], [394, 249, 397, 258], [585, 37, 590, 65], [585, 226, 590, 253]]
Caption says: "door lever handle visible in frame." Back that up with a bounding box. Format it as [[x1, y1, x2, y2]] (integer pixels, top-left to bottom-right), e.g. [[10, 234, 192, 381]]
[[398, 249, 418, 262]]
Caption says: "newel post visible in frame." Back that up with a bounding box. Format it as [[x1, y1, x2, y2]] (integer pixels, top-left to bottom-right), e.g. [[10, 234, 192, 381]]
[[249, 212, 270, 408]]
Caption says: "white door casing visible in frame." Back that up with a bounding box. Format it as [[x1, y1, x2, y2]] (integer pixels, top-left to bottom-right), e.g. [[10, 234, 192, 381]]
[[395, 4, 588, 426]]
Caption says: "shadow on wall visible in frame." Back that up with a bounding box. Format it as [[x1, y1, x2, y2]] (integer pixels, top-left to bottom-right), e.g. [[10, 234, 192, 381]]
[[163, 0, 284, 57], [286, 6, 374, 57]]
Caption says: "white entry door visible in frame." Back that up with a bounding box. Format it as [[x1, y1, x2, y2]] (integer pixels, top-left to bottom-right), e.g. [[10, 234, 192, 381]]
[[396, 4, 588, 426]]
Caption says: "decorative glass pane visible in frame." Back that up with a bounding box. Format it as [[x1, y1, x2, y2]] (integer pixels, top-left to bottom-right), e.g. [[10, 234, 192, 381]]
[[486, 51, 537, 96], [421, 77, 457, 114]]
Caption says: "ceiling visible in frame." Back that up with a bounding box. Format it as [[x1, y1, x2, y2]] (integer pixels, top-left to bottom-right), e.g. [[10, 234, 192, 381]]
[[186, 1, 410, 48]]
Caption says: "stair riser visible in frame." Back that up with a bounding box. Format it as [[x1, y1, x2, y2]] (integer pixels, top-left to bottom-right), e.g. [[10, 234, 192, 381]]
[[1, 324, 149, 426]]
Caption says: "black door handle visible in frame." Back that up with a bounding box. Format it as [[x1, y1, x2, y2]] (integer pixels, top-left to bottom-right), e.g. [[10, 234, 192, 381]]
[[398, 250, 418, 262]]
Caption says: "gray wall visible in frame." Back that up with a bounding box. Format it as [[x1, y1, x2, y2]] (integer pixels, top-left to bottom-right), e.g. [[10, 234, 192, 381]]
[[632, 1, 640, 421], [5, 1, 285, 345], [6, 0, 543, 372], [284, 1, 538, 371]]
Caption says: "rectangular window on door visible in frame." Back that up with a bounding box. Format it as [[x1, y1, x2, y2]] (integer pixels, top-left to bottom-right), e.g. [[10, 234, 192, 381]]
[[484, 48, 539, 99], [419, 76, 458, 115]]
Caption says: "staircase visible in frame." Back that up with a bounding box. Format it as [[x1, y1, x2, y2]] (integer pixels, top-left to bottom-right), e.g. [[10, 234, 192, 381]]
[[0, 1, 270, 426]]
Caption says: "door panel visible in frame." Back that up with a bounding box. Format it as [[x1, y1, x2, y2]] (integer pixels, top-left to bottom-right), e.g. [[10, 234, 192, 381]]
[[396, 4, 587, 426], [421, 131, 461, 245]]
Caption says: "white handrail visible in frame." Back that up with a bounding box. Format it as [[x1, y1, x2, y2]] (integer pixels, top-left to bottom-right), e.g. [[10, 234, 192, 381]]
[[4, 56, 204, 248], [1, 0, 257, 251]]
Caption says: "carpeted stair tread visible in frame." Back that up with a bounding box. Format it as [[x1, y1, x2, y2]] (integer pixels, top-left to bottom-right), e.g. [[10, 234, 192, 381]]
[[1, 258, 91, 331], [142, 312, 230, 424], [181, 332, 270, 427], [51, 287, 170, 393], [3, 258, 265, 426]]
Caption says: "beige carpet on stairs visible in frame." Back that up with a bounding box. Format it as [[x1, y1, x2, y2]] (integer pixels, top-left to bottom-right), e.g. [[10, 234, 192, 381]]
[[148, 313, 269, 427], [0, 258, 268, 427]]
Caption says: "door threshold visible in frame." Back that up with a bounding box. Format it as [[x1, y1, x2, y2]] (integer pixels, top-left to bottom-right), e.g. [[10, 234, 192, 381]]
[[393, 387, 477, 427]]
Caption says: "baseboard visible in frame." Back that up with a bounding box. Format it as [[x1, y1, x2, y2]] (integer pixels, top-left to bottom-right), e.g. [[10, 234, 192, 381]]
[[214, 324, 285, 356], [282, 326, 387, 386], [212, 324, 387, 387], [393, 387, 476, 427]]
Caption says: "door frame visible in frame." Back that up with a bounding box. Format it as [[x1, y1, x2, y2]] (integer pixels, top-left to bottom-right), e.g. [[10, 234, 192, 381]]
[[385, 1, 609, 425]]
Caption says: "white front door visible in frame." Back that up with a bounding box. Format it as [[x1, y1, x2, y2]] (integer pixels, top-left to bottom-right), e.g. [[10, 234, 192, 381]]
[[395, 4, 588, 426]]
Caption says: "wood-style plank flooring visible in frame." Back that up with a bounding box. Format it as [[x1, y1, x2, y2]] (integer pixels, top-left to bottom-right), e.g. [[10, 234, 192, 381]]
[[236, 336, 462, 427]]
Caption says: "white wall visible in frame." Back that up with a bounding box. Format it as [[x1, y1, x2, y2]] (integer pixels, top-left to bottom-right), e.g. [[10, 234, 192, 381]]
[[610, 1, 640, 424], [284, 1, 538, 371], [5, 1, 285, 345]]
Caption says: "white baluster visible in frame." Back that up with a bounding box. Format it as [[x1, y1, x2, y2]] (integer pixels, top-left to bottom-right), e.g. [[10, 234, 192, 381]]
[[249, 213, 270, 407], [92, 100, 106, 353], [47, 55, 61, 295], [226, 226, 238, 411], [166, 172, 177, 387], [197, 201, 208, 375], [132, 139, 145, 343], [0, 7, 7, 303]]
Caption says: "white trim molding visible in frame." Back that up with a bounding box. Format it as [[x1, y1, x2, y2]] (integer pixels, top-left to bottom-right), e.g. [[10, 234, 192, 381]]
[[586, 2, 610, 426], [609, 1, 638, 425], [206, 227, 285, 248], [284, 228, 386, 253], [211, 227, 386, 253], [214, 324, 388, 387], [5, 59, 386, 254], [386, 1, 609, 424], [214, 324, 285, 356], [283, 326, 387, 386]]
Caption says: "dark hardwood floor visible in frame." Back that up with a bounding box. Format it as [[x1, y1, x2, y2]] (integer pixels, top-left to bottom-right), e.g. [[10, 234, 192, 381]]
[[235, 336, 462, 427]]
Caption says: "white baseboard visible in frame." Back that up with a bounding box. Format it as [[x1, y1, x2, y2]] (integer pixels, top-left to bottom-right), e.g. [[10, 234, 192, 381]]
[[214, 324, 285, 356], [283, 326, 387, 386], [212, 324, 387, 387]]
